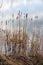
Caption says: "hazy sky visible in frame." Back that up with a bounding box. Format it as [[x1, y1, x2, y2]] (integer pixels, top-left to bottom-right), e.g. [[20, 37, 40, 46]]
[[0, 0, 43, 17]]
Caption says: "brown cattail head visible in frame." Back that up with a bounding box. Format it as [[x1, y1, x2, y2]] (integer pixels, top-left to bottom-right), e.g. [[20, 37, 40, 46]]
[[6, 20, 7, 25], [26, 13, 28, 19], [16, 16, 18, 20], [18, 10, 20, 16]]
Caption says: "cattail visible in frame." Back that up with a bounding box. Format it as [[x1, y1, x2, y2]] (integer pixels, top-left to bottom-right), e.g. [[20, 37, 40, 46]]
[[6, 20, 7, 25], [16, 16, 18, 20], [1, 21, 3, 25], [26, 13, 28, 19], [18, 10, 20, 16]]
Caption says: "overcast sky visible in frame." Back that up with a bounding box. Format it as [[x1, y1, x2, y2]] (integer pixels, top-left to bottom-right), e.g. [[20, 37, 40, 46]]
[[0, 0, 43, 18]]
